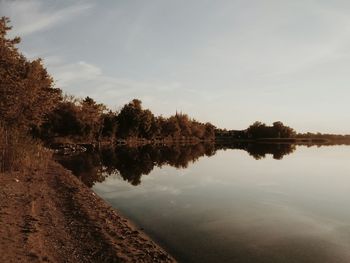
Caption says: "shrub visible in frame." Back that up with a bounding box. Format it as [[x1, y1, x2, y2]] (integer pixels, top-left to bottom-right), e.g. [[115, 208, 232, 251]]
[[0, 124, 52, 173]]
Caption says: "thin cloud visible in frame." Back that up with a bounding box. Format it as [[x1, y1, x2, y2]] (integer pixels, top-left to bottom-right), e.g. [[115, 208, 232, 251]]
[[48, 60, 180, 109], [0, 0, 94, 36]]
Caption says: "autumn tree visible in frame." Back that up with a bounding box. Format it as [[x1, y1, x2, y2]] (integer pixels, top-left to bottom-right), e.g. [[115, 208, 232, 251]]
[[203, 122, 216, 139], [40, 96, 108, 142], [191, 121, 205, 138], [161, 116, 180, 138], [80, 96, 106, 140], [175, 113, 192, 137], [116, 99, 143, 138], [101, 111, 118, 140], [272, 121, 296, 138], [139, 109, 155, 139], [0, 17, 61, 130], [247, 121, 296, 139], [41, 100, 83, 138]]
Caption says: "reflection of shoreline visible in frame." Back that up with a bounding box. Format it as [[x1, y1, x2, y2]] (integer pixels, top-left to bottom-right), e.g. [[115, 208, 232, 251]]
[[216, 137, 350, 145], [56, 141, 344, 188], [56, 143, 216, 187], [216, 142, 296, 160]]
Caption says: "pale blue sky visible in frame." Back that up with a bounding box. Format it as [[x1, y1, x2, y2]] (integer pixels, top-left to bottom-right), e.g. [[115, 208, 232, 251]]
[[1, 0, 350, 133]]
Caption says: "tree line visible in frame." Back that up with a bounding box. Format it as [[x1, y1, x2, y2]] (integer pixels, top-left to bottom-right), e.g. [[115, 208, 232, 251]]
[[38, 97, 216, 143], [0, 17, 215, 145], [216, 121, 350, 143], [216, 121, 297, 140], [1, 16, 348, 151]]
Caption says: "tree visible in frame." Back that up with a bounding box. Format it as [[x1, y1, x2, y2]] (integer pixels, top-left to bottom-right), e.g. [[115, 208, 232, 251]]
[[40, 96, 108, 142], [247, 121, 296, 139], [247, 121, 267, 138], [203, 122, 216, 139], [175, 113, 192, 137], [80, 96, 106, 140], [41, 101, 84, 138], [139, 109, 155, 139], [161, 116, 180, 138], [0, 17, 62, 130], [101, 111, 118, 140], [117, 99, 143, 138]]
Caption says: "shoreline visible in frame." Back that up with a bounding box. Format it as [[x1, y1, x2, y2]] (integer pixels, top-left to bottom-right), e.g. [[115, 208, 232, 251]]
[[0, 161, 175, 262]]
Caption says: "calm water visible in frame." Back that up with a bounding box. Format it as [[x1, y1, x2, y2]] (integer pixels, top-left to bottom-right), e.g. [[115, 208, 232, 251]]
[[59, 144, 350, 262]]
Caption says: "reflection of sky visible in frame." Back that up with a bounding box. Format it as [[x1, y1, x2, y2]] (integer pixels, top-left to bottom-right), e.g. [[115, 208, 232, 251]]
[[94, 146, 350, 262]]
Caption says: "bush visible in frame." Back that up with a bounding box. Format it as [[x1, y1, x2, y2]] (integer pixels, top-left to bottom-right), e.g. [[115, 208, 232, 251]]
[[0, 124, 52, 173]]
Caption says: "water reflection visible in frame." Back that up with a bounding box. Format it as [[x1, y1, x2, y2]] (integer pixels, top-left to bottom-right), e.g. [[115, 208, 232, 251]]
[[217, 142, 296, 160], [56, 151, 107, 188], [57, 144, 350, 262], [56, 142, 297, 187]]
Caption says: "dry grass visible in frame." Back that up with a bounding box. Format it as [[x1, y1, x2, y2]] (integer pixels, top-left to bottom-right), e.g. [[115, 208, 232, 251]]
[[0, 125, 52, 173]]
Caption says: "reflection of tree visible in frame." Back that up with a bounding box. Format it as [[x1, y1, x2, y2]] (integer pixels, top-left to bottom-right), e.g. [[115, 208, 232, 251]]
[[106, 144, 217, 185], [103, 146, 156, 186], [57, 143, 296, 188], [56, 152, 107, 187], [247, 143, 296, 160], [216, 142, 296, 160], [56, 143, 216, 187]]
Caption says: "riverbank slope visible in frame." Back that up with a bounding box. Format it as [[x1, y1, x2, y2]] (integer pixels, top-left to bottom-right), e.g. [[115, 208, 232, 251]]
[[0, 161, 175, 263]]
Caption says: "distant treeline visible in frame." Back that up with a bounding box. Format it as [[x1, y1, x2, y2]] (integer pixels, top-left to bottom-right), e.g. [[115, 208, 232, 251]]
[[296, 132, 350, 142], [216, 121, 350, 143], [216, 121, 297, 140], [0, 17, 215, 146]]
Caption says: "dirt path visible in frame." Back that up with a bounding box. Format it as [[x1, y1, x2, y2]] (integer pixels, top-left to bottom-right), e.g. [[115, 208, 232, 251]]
[[0, 162, 175, 263]]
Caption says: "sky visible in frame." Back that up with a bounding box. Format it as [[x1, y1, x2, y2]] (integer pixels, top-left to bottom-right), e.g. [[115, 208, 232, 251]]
[[1, 0, 350, 133]]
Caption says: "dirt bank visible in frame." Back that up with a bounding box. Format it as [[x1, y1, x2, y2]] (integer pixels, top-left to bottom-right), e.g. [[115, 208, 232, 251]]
[[0, 161, 175, 263]]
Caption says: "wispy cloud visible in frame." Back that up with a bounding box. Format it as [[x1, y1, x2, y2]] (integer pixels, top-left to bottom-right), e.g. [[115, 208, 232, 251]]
[[47, 59, 184, 111], [0, 0, 93, 36]]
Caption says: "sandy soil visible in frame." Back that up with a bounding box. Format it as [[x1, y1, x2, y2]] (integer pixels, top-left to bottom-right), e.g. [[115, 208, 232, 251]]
[[0, 162, 175, 263]]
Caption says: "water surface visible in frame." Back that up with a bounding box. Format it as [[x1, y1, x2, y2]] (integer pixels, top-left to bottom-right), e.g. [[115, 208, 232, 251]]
[[59, 144, 350, 262]]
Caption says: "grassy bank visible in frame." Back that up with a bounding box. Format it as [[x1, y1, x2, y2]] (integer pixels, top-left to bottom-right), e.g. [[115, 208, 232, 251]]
[[0, 126, 52, 173]]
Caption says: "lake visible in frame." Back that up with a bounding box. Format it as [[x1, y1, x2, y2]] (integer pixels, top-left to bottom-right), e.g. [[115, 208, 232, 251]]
[[58, 143, 350, 262]]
